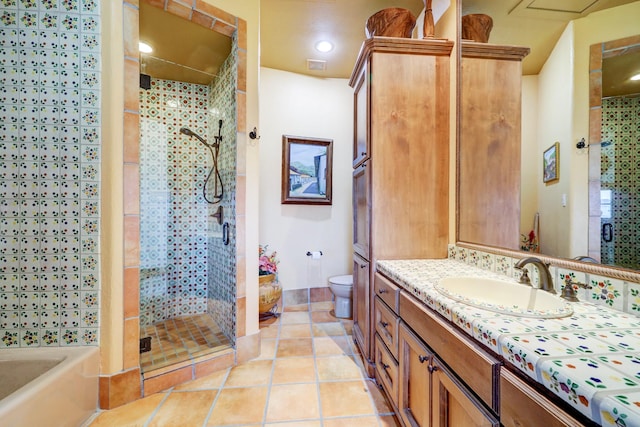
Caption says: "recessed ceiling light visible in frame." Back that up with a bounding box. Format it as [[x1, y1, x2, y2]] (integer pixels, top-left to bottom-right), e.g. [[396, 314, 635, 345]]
[[315, 41, 333, 53], [139, 41, 153, 54], [631, 73, 640, 81]]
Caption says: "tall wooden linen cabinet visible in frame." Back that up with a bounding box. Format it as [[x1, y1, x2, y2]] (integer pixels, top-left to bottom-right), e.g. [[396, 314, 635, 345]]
[[348, 37, 453, 375]]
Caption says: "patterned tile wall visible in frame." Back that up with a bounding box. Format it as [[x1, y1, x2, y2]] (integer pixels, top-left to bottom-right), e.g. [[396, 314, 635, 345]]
[[601, 96, 640, 270], [139, 78, 211, 326], [206, 39, 237, 344], [0, 0, 101, 347]]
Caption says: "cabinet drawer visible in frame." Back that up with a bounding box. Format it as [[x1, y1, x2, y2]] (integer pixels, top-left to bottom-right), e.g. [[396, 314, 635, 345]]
[[374, 296, 399, 358], [399, 291, 501, 413], [374, 273, 400, 312], [500, 369, 586, 427], [374, 334, 399, 406]]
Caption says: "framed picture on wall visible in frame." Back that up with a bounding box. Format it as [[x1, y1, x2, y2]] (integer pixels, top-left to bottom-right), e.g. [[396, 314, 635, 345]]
[[281, 135, 333, 205], [543, 142, 559, 184]]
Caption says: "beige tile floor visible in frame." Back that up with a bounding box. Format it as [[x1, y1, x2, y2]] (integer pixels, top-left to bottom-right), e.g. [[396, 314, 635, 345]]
[[86, 302, 400, 427]]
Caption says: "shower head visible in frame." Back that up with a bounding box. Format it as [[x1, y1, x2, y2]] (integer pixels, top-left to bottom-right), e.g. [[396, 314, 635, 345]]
[[179, 127, 208, 146]]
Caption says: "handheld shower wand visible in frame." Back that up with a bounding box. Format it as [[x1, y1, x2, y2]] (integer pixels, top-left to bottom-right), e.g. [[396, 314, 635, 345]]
[[179, 125, 224, 204], [179, 127, 209, 147]]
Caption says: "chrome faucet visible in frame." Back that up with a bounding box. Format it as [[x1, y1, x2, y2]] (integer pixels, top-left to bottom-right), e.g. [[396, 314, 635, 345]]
[[514, 257, 556, 294]]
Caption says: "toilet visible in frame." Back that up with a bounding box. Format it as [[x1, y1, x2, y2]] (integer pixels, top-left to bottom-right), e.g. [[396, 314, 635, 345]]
[[328, 274, 353, 319]]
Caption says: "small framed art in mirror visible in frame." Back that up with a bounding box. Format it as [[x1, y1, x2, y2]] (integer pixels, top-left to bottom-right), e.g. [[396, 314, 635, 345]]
[[281, 135, 333, 205], [543, 142, 559, 184]]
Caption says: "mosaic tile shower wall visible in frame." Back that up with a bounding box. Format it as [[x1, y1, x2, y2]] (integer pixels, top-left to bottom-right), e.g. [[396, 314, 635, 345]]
[[601, 96, 640, 270], [206, 43, 237, 344], [139, 78, 211, 326], [0, 0, 101, 347]]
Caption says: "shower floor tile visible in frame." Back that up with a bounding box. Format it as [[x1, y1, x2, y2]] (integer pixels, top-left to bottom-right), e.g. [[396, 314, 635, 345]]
[[140, 314, 231, 372]]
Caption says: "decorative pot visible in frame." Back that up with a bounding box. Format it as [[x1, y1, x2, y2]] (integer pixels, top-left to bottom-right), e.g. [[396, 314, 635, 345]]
[[259, 274, 282, 314]]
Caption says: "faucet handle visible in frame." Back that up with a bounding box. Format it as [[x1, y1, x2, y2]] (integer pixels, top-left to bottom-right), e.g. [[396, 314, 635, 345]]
[[560, 284, 579, 302], [564, 278, 592, 289], [517, 267, 531, 286], [560, 278, 592, 302]]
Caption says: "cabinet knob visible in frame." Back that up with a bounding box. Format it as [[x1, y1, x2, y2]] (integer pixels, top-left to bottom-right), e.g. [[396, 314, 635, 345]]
[[380, 321, 389, 328], [381, 362, 390, 370], [378, 288, 387, 294], [361, 151, 366, 156], [428, 364, 438, 373], [418, 355, 428, 364], [360, 264, 367, 269]]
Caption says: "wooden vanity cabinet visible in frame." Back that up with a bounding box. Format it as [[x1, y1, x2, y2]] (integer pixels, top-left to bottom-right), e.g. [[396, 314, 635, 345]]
[[398, 322, 433, 427], [397, 314, 499, 427], [353, 254, 370, 359], [431, 358, 499, 427], [349, 37, 453, 374], [399, 291, 500, 413], [500, 370, 590, 427], [375, 272, 499, 427], [373, 273, 401, 408], [352, 66, 368, 168]]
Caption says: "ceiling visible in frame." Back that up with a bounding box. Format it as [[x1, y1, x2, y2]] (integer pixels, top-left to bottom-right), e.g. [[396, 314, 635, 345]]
[[139, 2, 231, 85], [139, 0, 640, 94]]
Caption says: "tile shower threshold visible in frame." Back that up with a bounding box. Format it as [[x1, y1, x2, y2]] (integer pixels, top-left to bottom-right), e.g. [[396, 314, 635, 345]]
[[142, 345, 234, 379], [142, 347, 236, 396]]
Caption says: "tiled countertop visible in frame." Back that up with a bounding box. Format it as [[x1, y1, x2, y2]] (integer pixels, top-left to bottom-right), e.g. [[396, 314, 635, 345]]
[[376, 259, 640, 427]]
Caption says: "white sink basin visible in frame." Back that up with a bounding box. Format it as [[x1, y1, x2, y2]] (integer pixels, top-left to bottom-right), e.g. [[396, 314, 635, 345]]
[[435, 277, 573, 319]]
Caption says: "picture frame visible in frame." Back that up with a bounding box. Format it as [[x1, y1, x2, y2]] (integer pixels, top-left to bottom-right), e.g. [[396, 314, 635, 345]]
[[543, 142, 559, 184], [281, 135, 333, 205]]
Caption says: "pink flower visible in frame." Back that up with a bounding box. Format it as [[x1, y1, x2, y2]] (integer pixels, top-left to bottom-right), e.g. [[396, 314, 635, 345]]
[[259, 245, 279, 275]]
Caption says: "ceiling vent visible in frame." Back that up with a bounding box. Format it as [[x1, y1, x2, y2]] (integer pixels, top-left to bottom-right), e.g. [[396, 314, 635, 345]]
[[307, 59, 327, 71], [509, 0, 605, 20]]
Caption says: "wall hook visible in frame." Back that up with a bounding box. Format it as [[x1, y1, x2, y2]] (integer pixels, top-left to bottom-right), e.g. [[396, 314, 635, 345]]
[[249, 127, 260, 140]]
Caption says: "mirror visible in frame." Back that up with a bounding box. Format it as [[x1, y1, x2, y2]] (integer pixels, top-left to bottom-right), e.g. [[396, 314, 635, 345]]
[[458, 0, 640, 273]]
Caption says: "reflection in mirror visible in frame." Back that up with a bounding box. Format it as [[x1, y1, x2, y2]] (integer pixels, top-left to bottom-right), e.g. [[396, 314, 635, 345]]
[[589, 35, 640, 270], [458, 1, 640, 273]]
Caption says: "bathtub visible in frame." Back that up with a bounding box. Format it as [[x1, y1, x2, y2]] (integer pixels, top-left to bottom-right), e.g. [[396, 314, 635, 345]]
[[0, 346, 99, 427]]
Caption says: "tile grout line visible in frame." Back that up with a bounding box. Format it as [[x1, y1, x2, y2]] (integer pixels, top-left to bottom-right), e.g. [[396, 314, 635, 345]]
[[261, 309, 284, 425], [201, 366, 231, 427], [142, 389, 172, 427], [309, 314, 326, 427]]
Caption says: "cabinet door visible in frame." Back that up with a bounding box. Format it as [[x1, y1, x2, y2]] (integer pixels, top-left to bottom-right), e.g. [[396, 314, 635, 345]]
[[500, 369, 586, 427], [352, 254, 370, 365], [398, 322, 432, 427], [431, 359, 498, 427], [352, 163, 370, 259], [352, 66, 369, 168]]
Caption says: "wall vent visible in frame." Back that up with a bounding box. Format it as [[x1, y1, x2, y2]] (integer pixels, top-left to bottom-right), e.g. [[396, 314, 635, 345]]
[[307, 59, 327, 71]]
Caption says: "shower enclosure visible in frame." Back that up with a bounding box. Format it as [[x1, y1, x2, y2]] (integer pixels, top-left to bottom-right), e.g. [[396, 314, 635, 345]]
[[600, 95, 640, 270], [137, 6, 237, 373]]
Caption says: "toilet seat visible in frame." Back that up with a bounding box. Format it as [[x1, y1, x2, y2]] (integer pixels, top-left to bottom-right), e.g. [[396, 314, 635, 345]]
[[329, 275, 353, 286]]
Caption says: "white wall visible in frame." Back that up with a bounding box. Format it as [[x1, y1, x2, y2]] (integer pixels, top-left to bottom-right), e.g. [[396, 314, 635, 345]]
[[259, 68, 353, 290], [520, 75, 539, 239], [536, 25, 575, 257]]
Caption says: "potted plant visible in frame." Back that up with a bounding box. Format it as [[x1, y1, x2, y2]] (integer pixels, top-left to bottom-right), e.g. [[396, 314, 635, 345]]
[[258, 245, 282, 316]]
